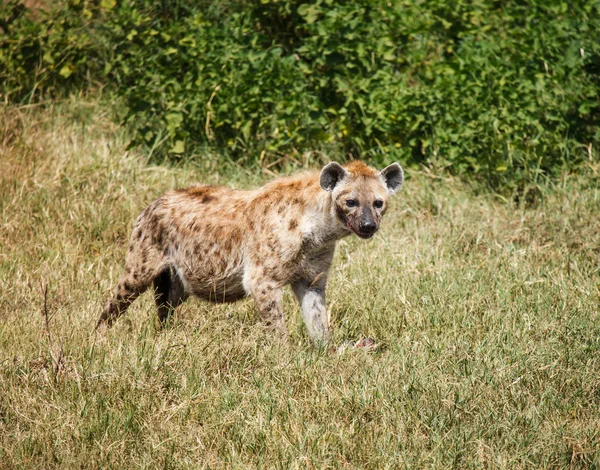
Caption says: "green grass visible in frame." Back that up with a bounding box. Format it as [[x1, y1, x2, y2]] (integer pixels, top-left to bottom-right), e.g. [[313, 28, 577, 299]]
[[1, 98, 599, 468]]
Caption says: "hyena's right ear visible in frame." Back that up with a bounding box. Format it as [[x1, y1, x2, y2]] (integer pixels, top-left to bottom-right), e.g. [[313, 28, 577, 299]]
[[320, 162, 347, 192]]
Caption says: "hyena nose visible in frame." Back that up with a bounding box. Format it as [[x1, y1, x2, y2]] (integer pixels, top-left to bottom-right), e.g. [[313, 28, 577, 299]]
[[359, 221, 377, 233]]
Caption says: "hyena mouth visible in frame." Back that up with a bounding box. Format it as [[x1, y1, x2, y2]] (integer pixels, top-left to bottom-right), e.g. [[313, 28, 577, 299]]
[[355, 230, 376, 239], [347, 223, 377, 239]]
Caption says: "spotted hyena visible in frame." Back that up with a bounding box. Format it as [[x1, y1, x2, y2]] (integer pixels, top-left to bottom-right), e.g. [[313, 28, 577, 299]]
[[97, 160, 403, 342]]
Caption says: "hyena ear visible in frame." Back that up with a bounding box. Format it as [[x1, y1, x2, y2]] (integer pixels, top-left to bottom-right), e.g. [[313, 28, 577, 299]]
[[379, 163, 404, 194], [320, 162, 347, 192]]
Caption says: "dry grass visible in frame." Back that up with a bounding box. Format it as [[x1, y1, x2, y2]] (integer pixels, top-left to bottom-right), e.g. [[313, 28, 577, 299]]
[[1, 98, 599, 468]]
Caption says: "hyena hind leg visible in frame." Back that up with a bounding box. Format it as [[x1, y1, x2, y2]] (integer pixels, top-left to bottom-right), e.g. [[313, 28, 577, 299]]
[[96, 260, 164, 329], [154, 267, 188, 323], [97, 278, 148, 329]]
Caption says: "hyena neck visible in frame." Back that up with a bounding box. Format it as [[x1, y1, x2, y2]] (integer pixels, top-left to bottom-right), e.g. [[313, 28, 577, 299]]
[[300, 182, 349, 245]]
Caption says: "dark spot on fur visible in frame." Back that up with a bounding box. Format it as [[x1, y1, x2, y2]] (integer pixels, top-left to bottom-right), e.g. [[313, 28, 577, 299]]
[[230, 229, 241, 244], [335, 205, 347, 224], [180, 185, 221, 203], [254, 192, 270, 204], [137, 230, 143, 240], [288, 219, 298, 231], [129, 245, 133, 252]]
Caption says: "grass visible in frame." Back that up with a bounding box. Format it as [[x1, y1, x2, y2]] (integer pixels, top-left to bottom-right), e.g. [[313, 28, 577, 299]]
[[1, 97, 599, 468]]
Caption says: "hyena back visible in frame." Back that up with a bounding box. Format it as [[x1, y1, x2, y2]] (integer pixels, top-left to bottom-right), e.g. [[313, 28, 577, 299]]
[[97, 160, 403, 342]]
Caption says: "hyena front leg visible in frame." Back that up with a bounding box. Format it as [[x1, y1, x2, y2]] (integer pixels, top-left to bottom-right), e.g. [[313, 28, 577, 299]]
[[291, 276, 330, 344], [246, 279, 288, 338]]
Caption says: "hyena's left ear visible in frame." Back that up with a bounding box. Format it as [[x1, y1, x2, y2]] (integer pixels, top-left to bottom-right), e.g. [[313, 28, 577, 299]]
[[379, 163, 404, 194], [320, 162, 347, 192]]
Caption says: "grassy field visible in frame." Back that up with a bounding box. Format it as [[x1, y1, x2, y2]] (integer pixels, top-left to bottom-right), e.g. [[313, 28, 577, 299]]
[[1, 99, 599, 468]]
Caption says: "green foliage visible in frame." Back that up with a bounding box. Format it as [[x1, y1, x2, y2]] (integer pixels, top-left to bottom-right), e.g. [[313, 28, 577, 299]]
[[0, 0, 104, 99], [1, 0, 599, 189]]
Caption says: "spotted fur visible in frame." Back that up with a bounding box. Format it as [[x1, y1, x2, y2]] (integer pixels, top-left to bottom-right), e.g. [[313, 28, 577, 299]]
[[97, 161, 403, 342]]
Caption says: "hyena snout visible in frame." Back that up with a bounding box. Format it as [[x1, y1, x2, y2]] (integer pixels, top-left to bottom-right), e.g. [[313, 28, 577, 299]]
[[354, 208, 379, 238], [358, 219, 378, 235]]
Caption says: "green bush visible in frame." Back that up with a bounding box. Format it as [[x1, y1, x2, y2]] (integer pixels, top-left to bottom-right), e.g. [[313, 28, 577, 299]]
[[1, 0, 599, 189]]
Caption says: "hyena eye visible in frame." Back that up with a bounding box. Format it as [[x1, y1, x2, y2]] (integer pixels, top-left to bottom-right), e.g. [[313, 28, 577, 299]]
[[346, 199, 358, 208], [374, 200, 384, 209]]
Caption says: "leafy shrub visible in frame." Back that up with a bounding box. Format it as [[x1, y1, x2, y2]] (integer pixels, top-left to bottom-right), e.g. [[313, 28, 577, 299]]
[[1, 0, 599, 189]]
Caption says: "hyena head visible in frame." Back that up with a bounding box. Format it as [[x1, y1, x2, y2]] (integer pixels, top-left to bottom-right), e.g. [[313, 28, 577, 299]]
[[320, 160, 404, 239]]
